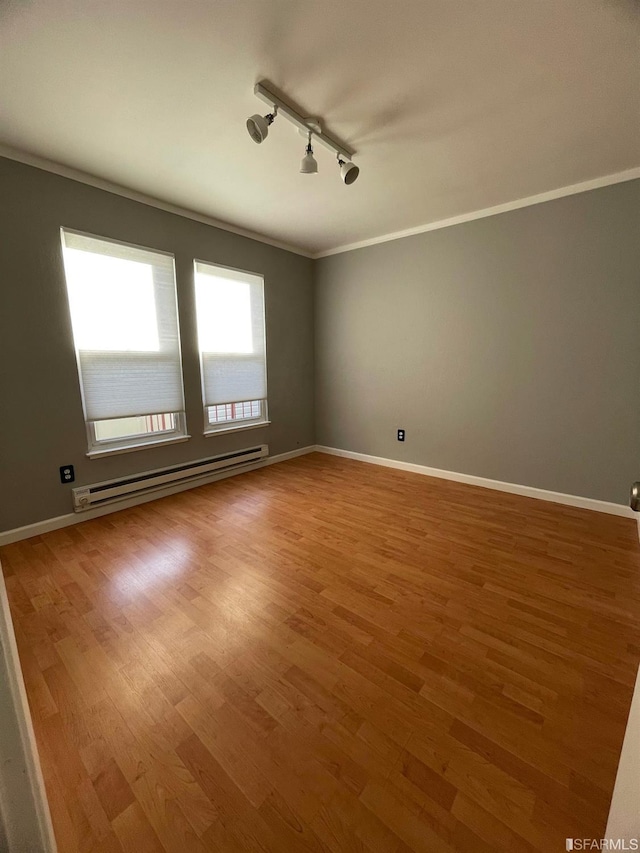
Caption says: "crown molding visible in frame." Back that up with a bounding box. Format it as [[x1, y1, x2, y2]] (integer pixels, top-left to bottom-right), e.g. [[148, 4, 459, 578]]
[[311, 166, 640, 258], [2, 144, 637, 261], [0, 144, 312, 258]]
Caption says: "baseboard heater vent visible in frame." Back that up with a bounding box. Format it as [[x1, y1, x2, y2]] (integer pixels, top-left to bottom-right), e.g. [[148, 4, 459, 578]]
[[72, 444, 269, 512]]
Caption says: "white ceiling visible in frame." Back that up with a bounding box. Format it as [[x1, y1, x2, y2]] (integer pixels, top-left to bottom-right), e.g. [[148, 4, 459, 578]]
[[1, 0, 638, 256]]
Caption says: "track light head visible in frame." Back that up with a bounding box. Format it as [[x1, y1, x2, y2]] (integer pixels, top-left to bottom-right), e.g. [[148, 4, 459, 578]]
[[337, 156, 359, 185], [300, 134, 318, 174], [246, 107, 277, 144]]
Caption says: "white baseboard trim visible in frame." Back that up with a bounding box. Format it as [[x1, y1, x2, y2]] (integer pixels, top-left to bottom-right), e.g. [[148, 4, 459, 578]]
[[0, 445, 316, 547], [606, 663, 640, 844], [0, 573, 57, 851], [315, 445, 636, 519], [261, 446, 316, 466], [1, 444, 634, 545]]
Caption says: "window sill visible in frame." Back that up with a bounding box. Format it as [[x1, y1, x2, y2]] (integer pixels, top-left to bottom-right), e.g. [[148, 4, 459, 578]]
[[204, 420, 271, 438], [87, 434, 191, 459]]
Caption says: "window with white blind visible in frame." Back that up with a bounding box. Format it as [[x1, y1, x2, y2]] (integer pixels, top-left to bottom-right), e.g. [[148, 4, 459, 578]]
[[194, 260, 268, 434], [61, 229, 187, 455]]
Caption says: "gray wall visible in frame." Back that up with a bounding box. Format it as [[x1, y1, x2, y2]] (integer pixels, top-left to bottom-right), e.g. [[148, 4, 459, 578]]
[[315, 180, 640, 505], [0, 157, 315, 531], [1, 157, 638, 529], [0, 574, 56, 852]]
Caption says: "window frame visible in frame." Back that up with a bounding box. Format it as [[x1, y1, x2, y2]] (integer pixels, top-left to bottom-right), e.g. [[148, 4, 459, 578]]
[[193, 259, 270, 437], [86, 412, 188, 456], [204, 399, 269, 435], [60, 227, 188, 457]]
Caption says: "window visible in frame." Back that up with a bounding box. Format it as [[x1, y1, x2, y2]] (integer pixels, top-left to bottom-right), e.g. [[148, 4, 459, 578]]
[[61, 229, 187, 455], [194, 261, 268, 433]]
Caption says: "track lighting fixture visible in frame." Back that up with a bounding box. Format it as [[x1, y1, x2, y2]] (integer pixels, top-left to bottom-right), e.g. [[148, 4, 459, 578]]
[[247, 80, 360, 185], [337, 156, 359, 185], [300, 133, 318, 174], [246, 106, 278, 144]]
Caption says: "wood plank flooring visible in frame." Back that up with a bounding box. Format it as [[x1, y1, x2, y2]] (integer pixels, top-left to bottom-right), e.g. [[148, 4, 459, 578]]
[[2, 452, 639, 852]]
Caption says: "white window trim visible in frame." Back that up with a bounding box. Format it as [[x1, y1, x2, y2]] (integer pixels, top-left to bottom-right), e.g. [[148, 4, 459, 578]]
[[194, 258, 269, 434], [87, 433, 191, 459], [204, 420, 271, 438], [86, 412, 188, 457], [203, 399, 268, 435], [61, 227, 187, 455]]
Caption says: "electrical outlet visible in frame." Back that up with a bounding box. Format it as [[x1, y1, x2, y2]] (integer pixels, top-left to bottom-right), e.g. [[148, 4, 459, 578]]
[[60, 465, 75, 484], [397, 429, 405, 442]]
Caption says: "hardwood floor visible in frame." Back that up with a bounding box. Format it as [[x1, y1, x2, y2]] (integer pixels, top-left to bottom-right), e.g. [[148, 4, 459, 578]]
[[2, 452, 639, 852]]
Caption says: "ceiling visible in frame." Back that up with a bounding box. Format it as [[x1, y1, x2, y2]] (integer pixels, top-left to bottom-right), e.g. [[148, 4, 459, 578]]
[[1, 0, 638, 256]]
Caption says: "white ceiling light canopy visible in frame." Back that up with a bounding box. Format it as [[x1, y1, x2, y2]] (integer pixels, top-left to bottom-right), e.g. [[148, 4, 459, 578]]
[[246, 106, 278, 144], [249, 80, 359, 184]]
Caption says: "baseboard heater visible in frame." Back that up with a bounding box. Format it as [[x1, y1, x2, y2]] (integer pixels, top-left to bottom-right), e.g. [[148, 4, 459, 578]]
[[72, 444, 269, 511]]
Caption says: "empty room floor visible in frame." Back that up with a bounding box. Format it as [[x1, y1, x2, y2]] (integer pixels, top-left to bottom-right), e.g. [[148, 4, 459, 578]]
[[2, 452, 639, 852]]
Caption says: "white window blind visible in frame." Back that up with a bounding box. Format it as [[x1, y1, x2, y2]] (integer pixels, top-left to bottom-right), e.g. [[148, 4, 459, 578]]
[[194, 261, 267, 413], [61, 230, 185, 422]]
